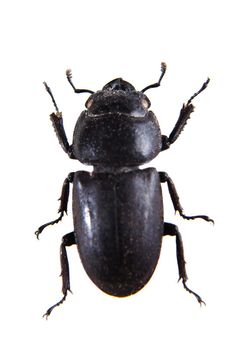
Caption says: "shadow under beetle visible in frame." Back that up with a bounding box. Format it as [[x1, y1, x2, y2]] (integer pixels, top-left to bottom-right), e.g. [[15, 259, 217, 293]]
[[36, 63, 213, 318]]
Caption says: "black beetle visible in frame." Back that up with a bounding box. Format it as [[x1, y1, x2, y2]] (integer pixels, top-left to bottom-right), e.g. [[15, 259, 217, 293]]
[[36, 63, 213, 317]]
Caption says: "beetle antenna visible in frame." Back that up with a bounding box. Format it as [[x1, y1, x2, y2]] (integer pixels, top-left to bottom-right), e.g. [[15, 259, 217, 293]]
[[141, 62, 167, 93], [43, 82, 59, 113], [187, 78, 210, 105], [66, 69, 94, 94]]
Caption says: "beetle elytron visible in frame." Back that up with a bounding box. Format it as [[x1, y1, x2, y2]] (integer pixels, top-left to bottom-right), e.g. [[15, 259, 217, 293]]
[[36, 63, 213, 317]]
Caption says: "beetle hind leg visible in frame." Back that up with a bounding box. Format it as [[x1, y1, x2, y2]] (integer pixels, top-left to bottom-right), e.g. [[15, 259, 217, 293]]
[[43, 232, 76, 319], [164, 222, 205, 305]]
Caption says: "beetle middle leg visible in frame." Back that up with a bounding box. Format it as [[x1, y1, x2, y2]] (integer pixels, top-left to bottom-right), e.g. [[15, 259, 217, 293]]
[[43, 232, 76, 319], [164, 222, 205, 305], [159, 171, 213, 223], [35, 173, 74, 239]]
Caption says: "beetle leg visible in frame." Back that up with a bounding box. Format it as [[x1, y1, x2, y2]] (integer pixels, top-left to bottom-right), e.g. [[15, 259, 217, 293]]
[[164, 222, 205, 305], [44, 82, 75, 158], [159, 172, 214, 223], [161, 78, 210, 150], [43, 232, 76, 318], [35, 173, 74, 238], [50, 112, 75, 158]]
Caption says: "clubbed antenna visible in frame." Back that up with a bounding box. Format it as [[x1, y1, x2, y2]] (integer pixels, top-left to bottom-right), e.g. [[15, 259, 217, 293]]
[[141, 62, 167, 93], [66, 69, 94, 94]]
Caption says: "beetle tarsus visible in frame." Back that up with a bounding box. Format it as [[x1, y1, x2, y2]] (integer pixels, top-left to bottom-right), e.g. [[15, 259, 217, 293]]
[[43, 292, 68, 319], [162, 78, 210, 149], [164, 222, 205, 305], [35, 212, 64, 239], [180, 212, 214, 224], [43, 82, 75, 157], [35, 174, 73, 238], [43, 81, 59, 113], [159, 172, 213, 224], [187, 77, 210, 105], [181, 280, 206, 305]]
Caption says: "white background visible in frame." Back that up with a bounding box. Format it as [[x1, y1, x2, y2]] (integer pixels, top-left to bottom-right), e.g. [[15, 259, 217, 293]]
[[1, 0, 232, 349]]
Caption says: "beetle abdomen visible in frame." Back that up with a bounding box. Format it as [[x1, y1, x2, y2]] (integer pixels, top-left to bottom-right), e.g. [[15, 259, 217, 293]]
[[73, 168, 163, 296]]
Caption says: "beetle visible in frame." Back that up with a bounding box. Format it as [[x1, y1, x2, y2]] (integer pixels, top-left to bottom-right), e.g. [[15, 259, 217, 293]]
[[35, 63, 213, 318]]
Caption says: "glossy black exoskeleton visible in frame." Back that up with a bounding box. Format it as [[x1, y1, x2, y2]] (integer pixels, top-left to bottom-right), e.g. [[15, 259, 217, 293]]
[[36, 63, 213, 317]]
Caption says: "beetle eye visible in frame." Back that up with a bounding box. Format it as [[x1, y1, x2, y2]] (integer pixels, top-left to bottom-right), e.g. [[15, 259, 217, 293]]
[[141, 97, 150, 109], [86, 98, 93, 109]]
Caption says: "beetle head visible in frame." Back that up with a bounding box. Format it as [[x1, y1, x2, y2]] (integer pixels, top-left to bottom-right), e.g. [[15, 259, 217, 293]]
[[85, 78, 151, 118], [72, 78, 162, 167]]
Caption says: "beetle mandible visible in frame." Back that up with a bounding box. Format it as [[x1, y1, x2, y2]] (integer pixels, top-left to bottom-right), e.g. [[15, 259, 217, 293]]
[[36, 63, 213, 318]]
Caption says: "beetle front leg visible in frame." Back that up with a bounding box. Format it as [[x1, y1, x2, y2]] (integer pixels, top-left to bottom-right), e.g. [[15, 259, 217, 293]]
[[43, 232, 76, 318], [35, 173, 74, 238], [44, 82, 74, 158], [159, 172, 213, 223], [162, 78, 210, 150], [164, 222, 205, 305], [50, 112, 74, 158]]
